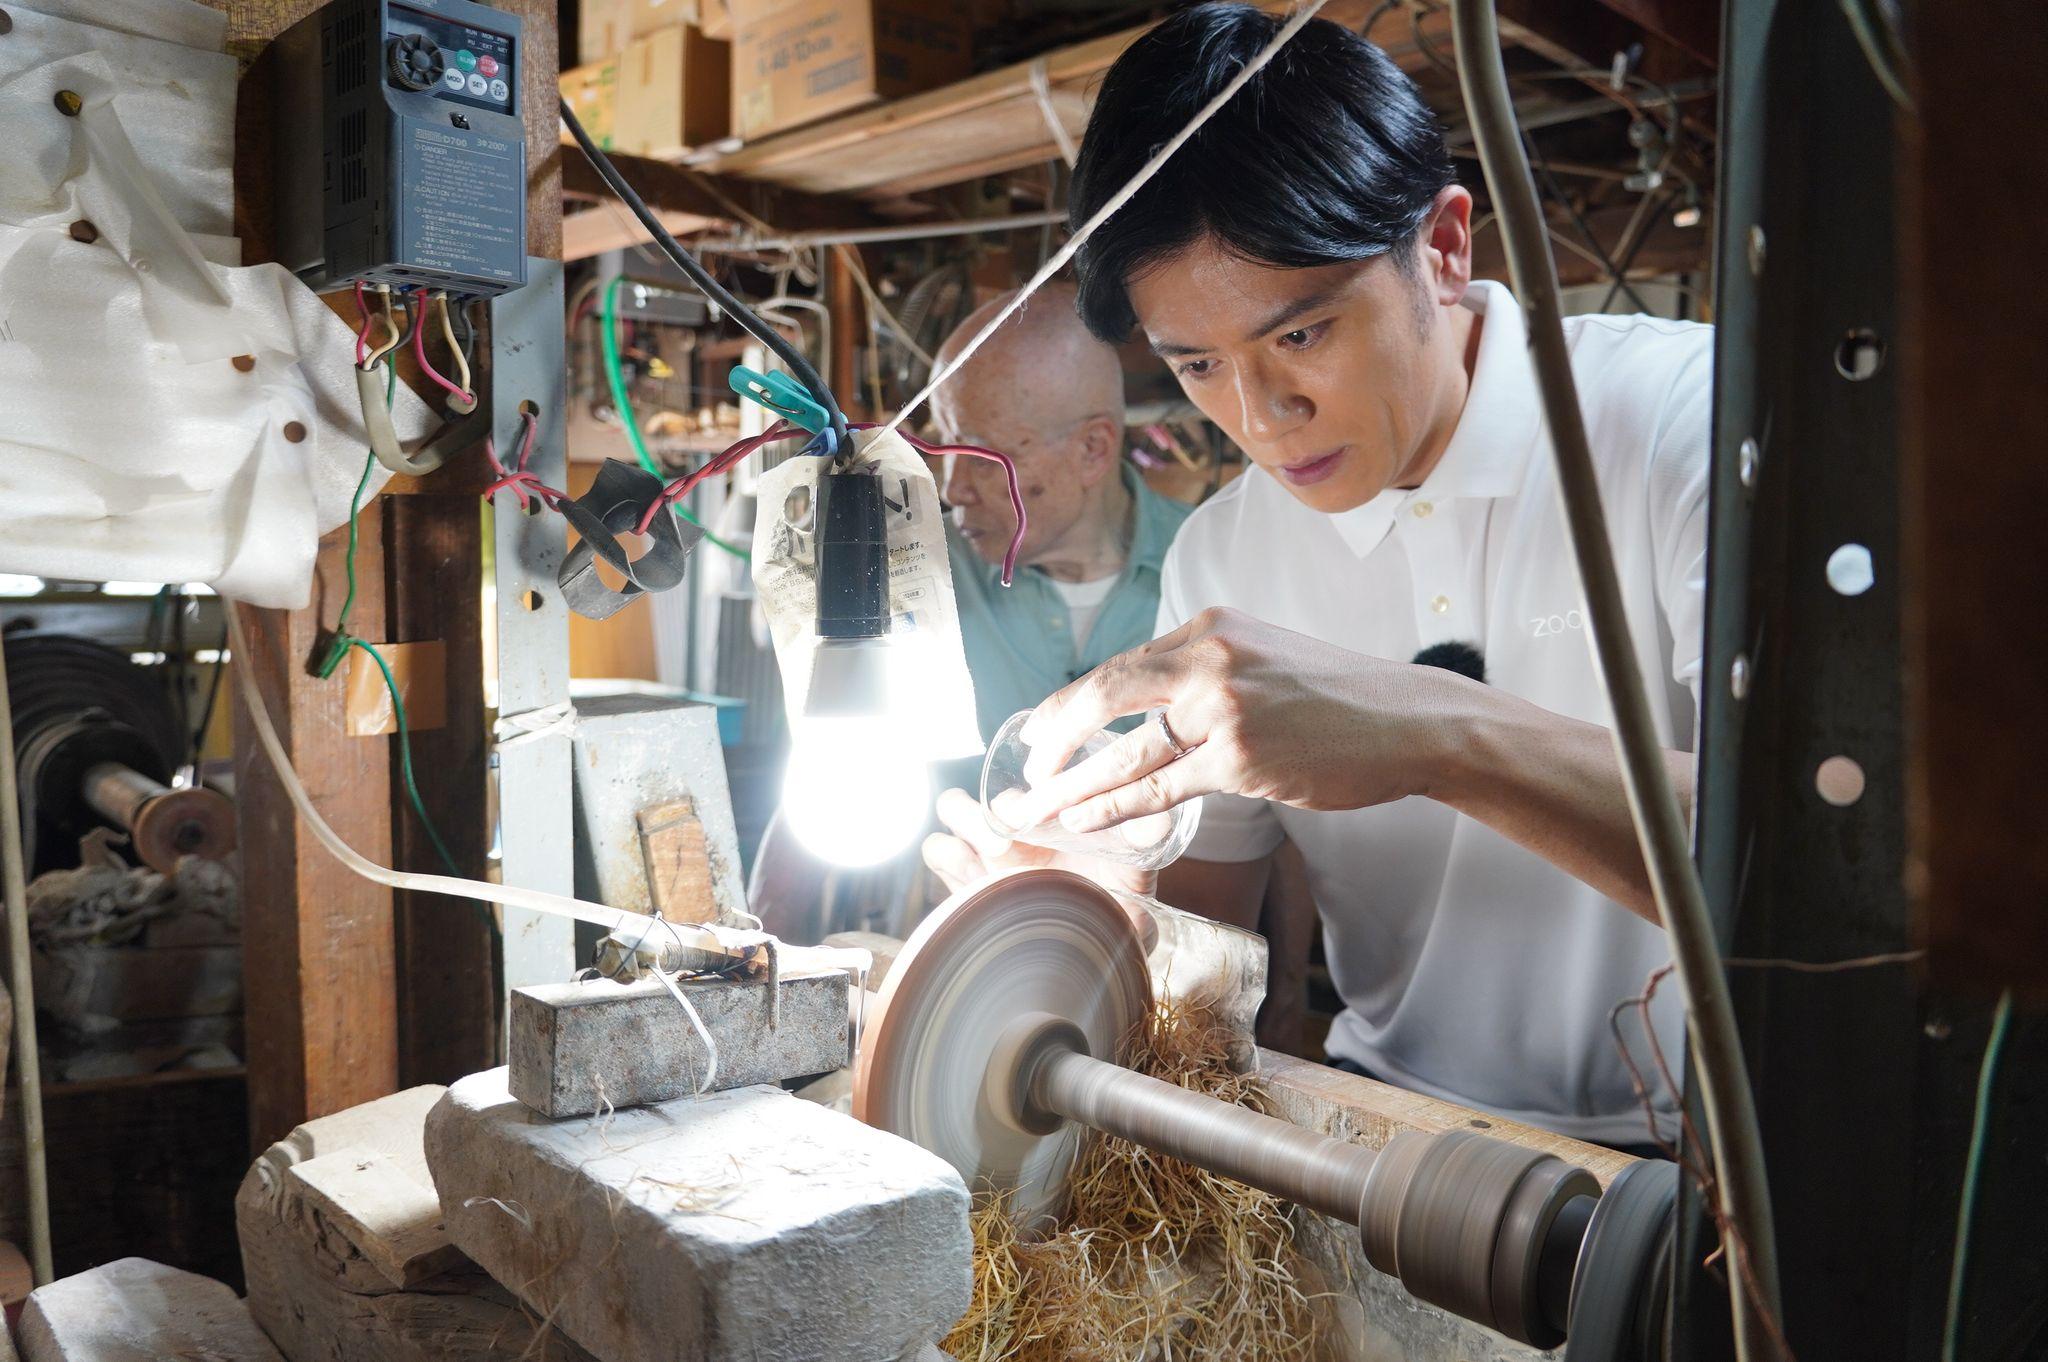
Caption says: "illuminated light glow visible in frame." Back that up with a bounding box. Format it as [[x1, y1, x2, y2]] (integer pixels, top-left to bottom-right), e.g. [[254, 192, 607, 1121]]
[[784, 713, 931, 867], [0, 575, 43, 597]]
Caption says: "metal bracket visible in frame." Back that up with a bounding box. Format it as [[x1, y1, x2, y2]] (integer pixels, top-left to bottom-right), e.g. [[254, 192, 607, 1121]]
[[556, 460, 703, 619]]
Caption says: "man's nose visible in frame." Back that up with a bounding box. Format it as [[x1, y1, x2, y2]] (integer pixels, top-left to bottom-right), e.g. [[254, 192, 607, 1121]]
[[1234, 365, 1313, 443], [942, 454, 982, 507]]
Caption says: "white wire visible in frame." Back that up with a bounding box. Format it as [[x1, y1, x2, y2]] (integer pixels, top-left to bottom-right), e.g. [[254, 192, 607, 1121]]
[[880, 0, 1331, 435], [225, 607, 874, 978]]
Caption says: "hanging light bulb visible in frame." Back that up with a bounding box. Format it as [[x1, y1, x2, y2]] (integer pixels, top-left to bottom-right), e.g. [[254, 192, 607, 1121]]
[[783, 468, 931, 866]]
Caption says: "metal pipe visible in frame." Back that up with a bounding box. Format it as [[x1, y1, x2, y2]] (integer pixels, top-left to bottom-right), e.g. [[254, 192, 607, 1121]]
[[1449, 3, 1784, 1358], [0, 628, 54, 1284], [692, 210, 1067, 254], [81, 762, 237, 873], [1033, 1046, 1377, 1224]]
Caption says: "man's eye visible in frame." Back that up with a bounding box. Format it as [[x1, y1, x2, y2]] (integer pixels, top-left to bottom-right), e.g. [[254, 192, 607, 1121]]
[[1278, 322, 1328, 350], [1176, 359, 1218, 380]]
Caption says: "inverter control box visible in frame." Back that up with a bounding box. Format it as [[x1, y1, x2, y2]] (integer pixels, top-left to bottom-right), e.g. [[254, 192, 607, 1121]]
[[273, 0, 528, 297]]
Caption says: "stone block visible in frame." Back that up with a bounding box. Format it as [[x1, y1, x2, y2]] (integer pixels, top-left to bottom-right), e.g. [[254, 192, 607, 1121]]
[[508, 967, 849, 1117], [427, 1068, 971, 1362], [18, 1257, 282, 1362], [237, 1085, 594, 1362]]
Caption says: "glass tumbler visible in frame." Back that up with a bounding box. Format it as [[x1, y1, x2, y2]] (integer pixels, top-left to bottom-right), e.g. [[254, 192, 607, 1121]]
[[978, 710, 1202, 869]]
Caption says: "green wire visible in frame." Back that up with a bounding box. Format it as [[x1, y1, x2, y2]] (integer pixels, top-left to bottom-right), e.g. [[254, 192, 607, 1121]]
[[316, 360, 459, 877], [346, 637, 460, 877], [599, 275, 749, 560], [1942, 990, 2015, 1362]]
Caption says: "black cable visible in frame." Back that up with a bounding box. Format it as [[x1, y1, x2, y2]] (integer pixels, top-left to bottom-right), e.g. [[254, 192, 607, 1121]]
[[559, 99, 850, 450], [1523, 130, 1652, 314]]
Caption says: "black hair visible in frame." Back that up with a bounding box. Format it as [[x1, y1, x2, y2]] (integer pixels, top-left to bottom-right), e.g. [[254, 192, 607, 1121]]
[[1069, 3, 1456, 342]]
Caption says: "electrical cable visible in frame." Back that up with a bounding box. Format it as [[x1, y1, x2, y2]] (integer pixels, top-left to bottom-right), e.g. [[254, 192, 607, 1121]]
[[1524, 130, 1652, 313], [597, 275, 749, 559], [436, 292, 472, 399], [365, 288, 407, 371], [559, 98, 850, 450], [0, 627, 54, 1286], [887, 428, 1028, 585], [345, 635, 459, 875], [1943, 990, 2015, 1362], [880, 0, 1332, 438], [409, 287, 475, 408], [225, 606, 875, 990], [1596, 186, 1674, 313], [1449, 5, 1784, 1361]]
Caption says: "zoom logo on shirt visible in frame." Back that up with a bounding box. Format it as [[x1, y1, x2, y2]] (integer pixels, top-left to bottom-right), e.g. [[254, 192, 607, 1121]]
[[1529, 609, 1587, 638]]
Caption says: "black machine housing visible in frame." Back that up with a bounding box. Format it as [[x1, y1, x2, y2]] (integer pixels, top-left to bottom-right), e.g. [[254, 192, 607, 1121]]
[[272, 0, 528, 297]]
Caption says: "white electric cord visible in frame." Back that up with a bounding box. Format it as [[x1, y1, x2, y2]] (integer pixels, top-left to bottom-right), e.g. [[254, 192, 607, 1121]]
[[0, 629, 53, 1284], [224, 609, 869, 979], [879, 0, 1331, 436], [1449, 4, 1784, 1359]]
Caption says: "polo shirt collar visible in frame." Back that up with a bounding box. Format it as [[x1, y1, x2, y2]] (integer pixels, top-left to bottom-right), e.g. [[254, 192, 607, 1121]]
[[1327, 280, 1543, 559]]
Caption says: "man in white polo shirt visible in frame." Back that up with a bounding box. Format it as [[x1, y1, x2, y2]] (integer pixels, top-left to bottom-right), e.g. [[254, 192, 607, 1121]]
[[922, 5, 1702, 1150]]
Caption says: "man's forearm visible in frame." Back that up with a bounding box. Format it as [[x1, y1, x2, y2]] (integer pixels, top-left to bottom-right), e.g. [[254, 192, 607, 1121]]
[[1426, 683, 1693, 924]]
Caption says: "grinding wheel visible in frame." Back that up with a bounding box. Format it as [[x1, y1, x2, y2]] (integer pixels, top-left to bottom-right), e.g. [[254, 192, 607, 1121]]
[[853, 869, 1151, 1222]]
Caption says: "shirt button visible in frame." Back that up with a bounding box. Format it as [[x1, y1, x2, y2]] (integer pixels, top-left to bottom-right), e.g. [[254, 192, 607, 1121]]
[[1431, 594, 1451, 614], [1412, 500, 1434, 518]]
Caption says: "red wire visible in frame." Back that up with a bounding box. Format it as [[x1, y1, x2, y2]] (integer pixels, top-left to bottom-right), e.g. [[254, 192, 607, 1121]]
[[633, 420, 806, 536], [410, 288, 474, 405], [483, 411, 565, 512], [352, 281, 373, 368], [891, 429, 1027, 586]]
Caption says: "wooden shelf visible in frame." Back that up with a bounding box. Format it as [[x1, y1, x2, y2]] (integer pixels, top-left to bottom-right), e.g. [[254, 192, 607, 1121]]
[[678, 1, 1454, 202]]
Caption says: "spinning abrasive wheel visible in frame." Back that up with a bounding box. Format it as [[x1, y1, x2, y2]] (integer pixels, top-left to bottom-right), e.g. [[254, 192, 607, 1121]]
[[854, 869, 1680, 1359]]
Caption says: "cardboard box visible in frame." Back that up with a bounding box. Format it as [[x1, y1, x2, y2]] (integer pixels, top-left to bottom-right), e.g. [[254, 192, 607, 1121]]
[[617, 24, 732, 157], [560, 56, 620, 148], [700, 0, 735, 40], [731, 0, 970, 141], [581, 0, 705, 63]]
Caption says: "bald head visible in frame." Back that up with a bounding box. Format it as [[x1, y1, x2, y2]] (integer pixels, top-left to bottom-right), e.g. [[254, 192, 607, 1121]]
[[931, 283, 1132, 578], [932, 282, 1126, 437]]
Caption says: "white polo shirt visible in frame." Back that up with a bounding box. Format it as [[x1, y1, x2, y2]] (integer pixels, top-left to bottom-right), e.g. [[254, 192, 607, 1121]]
[[1157, 281, 1708, 1144]]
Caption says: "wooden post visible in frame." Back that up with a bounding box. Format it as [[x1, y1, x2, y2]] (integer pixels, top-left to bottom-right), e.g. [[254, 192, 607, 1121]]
[[222, 0, 563, 1146]]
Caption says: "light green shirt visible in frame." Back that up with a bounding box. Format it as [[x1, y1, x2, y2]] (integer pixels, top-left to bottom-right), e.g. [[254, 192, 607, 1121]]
[[948, 464, 1192, 755]]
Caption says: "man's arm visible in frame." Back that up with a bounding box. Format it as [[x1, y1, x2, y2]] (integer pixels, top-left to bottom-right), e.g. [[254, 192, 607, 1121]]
[[1430, 686, 1691, 924]]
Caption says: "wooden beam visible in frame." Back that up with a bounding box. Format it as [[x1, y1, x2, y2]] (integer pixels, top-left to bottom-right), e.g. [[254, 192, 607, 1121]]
[[560, 149, 878, 261], [219, 0, 560, 1147]]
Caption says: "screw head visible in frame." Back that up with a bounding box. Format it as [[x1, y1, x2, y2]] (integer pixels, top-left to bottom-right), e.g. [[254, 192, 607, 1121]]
[[53, 88, 82, 116], [1738, 437, 1761, 491], [1746, 224, 1766, 277], [1730, 653, 1750, 701]]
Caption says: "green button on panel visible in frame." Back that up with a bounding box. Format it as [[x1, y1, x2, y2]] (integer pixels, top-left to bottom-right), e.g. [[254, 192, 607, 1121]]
[[454, 48, 477, 71]]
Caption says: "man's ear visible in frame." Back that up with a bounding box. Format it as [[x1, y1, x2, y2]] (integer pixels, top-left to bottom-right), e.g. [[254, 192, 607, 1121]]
[[1418, 185, 1475, 308], [1074, 415, 1122, 488]]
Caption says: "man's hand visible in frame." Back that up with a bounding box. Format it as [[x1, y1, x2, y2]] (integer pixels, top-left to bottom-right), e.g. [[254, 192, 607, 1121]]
[[921, 788, 1157, 898], [1011, 607, 1481, 833]]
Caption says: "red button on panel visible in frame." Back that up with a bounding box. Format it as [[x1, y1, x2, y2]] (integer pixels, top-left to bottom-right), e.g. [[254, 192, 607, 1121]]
[[477, 54, 499, 77]]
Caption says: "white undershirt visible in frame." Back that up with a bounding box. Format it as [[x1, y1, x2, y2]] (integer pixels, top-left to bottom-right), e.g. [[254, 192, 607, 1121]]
[[1155, 281, 1711, 1145], [1051, 573, 1120, 660]]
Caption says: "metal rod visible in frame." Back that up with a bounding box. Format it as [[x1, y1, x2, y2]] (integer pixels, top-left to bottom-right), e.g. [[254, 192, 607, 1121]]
[[81, 761, 236, 872], [0, 628, 55, 1284], [81, 761, 167, 829], [691, 211, 1067, 254], [1449, 4, 1784, 1359], [1033, 1046, 1377, 1224]]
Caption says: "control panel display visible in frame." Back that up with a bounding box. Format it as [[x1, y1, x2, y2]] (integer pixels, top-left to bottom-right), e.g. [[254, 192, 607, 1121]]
[[388, 3, 515, 112]]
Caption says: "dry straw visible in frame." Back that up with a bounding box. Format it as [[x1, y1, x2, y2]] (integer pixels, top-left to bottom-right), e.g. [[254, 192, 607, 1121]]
[[944, 1000, 1331, 1361]]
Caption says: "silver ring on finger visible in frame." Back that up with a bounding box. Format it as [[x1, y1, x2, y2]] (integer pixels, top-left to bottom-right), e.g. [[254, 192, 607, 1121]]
[[1154, 708, 1190, 761]]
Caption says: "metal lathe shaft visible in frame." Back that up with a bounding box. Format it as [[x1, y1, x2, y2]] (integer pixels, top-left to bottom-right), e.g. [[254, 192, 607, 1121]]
[[1032, 1046, 1377, 1223]]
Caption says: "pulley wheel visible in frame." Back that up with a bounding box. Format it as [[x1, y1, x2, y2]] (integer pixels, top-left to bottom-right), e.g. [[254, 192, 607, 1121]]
[[1565, 1157, 1679, 1362], [853, 868, 1151, 1223]]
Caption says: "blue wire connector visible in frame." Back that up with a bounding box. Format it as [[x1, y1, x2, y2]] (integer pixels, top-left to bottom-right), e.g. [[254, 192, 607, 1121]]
[[730, 366, 829, 434]]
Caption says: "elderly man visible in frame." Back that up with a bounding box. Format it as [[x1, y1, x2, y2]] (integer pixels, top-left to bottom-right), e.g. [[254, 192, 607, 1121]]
[[747, 281, 1189, 941], [934, 281, 1191, 746]]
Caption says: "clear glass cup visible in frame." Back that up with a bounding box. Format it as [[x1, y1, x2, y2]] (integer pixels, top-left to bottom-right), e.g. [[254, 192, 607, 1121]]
[[979, 710, 1202, 868]]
